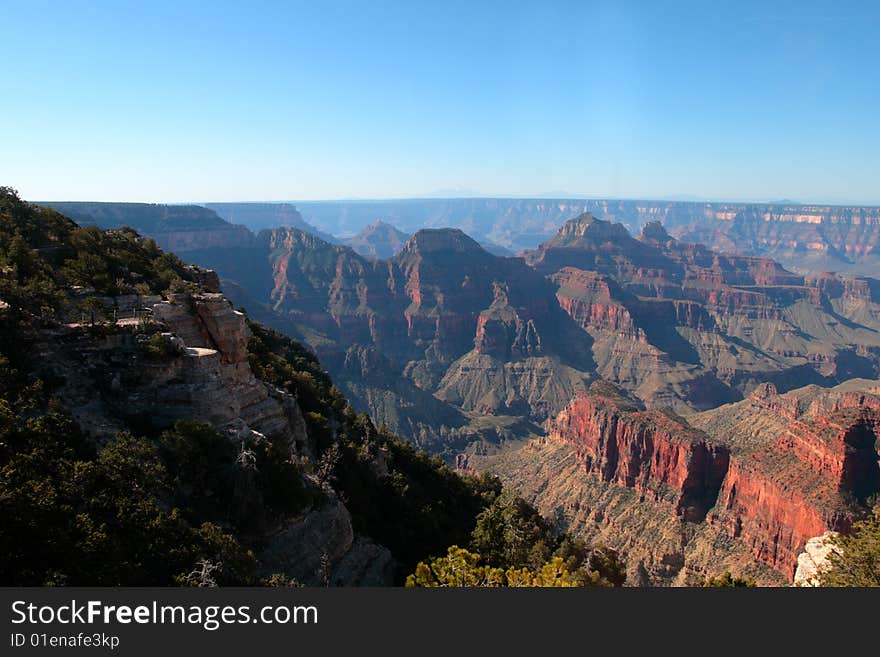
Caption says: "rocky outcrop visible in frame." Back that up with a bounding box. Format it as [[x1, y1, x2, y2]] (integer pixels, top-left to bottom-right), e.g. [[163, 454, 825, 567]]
[[539, 383, 880, 580], [551, 268, 642, 339], [259, 496, 395, 586], [548, 395, 729, 522], [794, 532, 839, 586], [474, 283, 545, 359]]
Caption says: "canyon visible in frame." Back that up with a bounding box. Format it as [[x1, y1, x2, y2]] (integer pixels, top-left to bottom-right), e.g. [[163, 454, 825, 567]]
[[46, 198, 880, 275], [37, 199, 880, 583], [163, 212, 880, 460]]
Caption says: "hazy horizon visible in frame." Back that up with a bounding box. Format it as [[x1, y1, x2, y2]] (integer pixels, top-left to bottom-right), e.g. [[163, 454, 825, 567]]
[[26, 192, 880, 209]]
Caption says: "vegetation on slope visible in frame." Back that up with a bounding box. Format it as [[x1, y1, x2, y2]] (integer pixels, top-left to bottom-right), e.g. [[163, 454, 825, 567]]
[[0, 187, 200, 315], [407, 492, 626, 587], [819, 507, 880, 587], [247, 321, 503, 572]]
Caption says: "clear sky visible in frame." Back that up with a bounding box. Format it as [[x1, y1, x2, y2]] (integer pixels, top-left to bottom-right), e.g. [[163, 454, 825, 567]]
[[1, 1, 878, 204]]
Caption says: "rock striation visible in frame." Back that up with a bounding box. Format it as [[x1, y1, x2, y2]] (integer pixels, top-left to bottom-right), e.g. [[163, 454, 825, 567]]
[[690, 383, 878, 577], [548, 396, 729, 522], [484, 380, 880, 583]]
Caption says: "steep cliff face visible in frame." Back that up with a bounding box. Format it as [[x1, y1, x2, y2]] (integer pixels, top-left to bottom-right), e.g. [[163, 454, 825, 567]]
[[692, 384, 880, 577], [484, 382, 880, 583], [551, 267, 642, 339], [548, 396, 729, 522], [669, 205, 880, 275], [142, 293, 309, 452]]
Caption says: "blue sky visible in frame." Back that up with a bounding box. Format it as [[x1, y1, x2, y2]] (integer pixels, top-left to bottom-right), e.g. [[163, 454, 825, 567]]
[[1, 1, 878, 203]]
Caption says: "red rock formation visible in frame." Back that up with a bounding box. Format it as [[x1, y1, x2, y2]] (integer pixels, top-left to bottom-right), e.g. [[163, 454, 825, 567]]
[[710, 461, 828, 575], [548, 396, 729, 522], [551, 268, 643, 339], [707, 404, 880, 577], [549, 389, 880, 578]]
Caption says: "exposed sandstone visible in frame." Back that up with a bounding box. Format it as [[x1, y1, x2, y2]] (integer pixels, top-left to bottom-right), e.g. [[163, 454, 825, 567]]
[[692, 384, 880, 578], [793, 532, 839, 586], [548, 396, 728, 522], [536, 384, 880, 580]]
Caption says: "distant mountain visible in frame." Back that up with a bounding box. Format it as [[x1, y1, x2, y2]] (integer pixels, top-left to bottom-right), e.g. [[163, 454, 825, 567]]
[[341, 219, 513, 260], [38, 201, 253, 252], [278, 198, 880, 272], [343, 220, 409, 259], [203, 202, 337, 242]]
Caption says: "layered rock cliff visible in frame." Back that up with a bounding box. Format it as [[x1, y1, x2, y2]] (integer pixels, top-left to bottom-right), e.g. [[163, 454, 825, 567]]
[[548, 396, 729, 522], [669, 206, 880, 274], [479, 381, 880, 584]]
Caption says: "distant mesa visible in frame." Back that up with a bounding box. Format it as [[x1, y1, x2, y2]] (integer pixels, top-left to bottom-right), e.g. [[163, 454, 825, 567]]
[[400, 227, 489, 256], [204, 202, 337, 243], [39, 201, 254, 253]]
